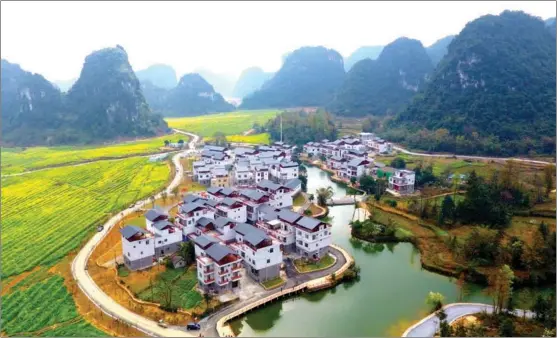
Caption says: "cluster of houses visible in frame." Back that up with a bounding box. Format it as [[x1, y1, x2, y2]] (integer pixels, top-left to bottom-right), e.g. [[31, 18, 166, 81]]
[[192, 142, 299, 188], [303, 132, 416, 195], [119, 176, 330, 294]]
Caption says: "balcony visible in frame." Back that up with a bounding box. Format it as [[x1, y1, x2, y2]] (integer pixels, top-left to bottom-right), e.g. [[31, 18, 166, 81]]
[[218, 269, 229, 276], [232, 264, 242, 271], [217, 278, 229, 286], [231, 273, 241, 281], [203, 277, 215, 284], [203, 267, 214, 273]]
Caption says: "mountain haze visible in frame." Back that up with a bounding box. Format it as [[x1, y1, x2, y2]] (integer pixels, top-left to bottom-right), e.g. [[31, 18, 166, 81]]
[[329, 37, 433, 117], [426, 35, 456, 66], [136, 64, 178, 89], [240, 46, 345, 109], [344, 46, 384, 71], [232, 67, 274, 99]]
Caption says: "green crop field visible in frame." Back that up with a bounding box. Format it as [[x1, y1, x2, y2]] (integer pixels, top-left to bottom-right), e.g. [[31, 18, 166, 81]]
[[204, 133, 271, 145], [1, 133, 187, 175], [2, 275, 105, 336], [136, 267, 202, 309], [165, 109, 280, 137], [1, 157, 171, 277]]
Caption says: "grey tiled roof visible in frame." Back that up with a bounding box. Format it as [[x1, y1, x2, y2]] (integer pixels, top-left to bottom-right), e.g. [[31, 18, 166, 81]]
[[152, 220, 174, 231], [295, 216, 322, 230], [205, 243, 235, 262], [207, 187, 222, 195], [220, 187, 235, 196], [120, 225, 148, 239], [196, 217, 213, 228], [220, 197, 240, 207], [257, 179, 281, 191], [183, 194, 202, 204], [240, 189, 265, 201], [347, 158, 368, 167], [180, 202, 206, 214], [234, 223, 268, 247], [284, 178, 301, 190], [193, 234, 220, 248], [145, 207, 167, 221], [213, 216, 235, 228], [280, 161, 298, 168], [278, 209, 302, 224]]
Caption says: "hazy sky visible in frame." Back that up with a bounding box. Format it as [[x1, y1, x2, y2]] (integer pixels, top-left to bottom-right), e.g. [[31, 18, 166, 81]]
[[1, 1, 555, 82]]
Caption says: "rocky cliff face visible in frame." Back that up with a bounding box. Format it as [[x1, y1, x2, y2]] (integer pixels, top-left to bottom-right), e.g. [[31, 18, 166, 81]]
[[329, 37, 433, 117], [240, 46, 346, 109], [66, 45, 167, 139]]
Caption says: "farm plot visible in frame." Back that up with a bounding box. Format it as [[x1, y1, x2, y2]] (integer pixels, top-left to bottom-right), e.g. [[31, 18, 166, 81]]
[[1, 275, 103, 336], [204, 133, 271, 145], [1, 157, 170, 277], [1, 133, 186, 175], [165, 109, 279, 137]]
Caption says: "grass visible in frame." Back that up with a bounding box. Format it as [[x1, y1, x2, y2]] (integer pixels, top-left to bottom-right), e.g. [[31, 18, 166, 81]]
[[117, 265, 130, 277], [1, 157, 171, 277], [204, 133, 271, 145], [261, 276, 286, 290], [1, 133, 186, 175], [293, 193, 306, 207], [293, 254, 335, 273], [134, 267, 203, 310], [1, 275, 104, 336], [165, 109, 280, 137], [38, 319, 107, 337]]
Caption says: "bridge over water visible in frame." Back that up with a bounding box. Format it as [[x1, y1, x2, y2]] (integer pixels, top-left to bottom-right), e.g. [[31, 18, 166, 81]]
[[326, 194, 366, 206]]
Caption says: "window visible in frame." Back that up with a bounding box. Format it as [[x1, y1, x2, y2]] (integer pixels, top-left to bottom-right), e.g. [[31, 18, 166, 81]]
[[141, 251, 143, 255], [127, 252, 130, 257], [139, 241, 141, 244], [267, 259, 270, 264], [304, 243, 308, 248], [133, 245, 136, 249], [270, 248, 274, 253], [164, 239, 168, 242], [158, 241, 162, 244]]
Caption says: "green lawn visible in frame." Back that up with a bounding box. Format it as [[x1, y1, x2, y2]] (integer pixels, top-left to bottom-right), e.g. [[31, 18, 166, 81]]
[[294, 254, 335, 273], [293, 193, 306, 206], [136, 267, 202, 310], [261, 276, 286, 289], [165, 109, 280, 137]]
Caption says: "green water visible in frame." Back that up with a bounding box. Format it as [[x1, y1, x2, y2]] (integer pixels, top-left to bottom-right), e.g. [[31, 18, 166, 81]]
[[229, 166, 549, 337]]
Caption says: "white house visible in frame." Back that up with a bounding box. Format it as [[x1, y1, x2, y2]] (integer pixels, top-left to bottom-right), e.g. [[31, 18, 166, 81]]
[[215, 197, 247, 223], [327, 155, 346, 170], [194, 235, 242, 294], [388, 169, 416, 195], [256, 179, 293, 209], [145, 207, 168, 233], [340, 158, 371, 179], [303, 142, 320, 156], [176, 202, 216, 236], [293, 216, 332, 259], [230, 222, 282, 282], [120, 225, 155, 270], [151, 220, 182, 257], [272, 161, 299, 183]]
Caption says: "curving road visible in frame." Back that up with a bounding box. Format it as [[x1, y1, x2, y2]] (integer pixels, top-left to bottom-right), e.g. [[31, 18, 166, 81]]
[[393, 145, 553, 165], [71, 130, 199, 337], [402, 303, 535, 337]]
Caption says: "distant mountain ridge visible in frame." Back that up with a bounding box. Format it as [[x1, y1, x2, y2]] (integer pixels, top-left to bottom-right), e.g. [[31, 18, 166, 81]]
[[426, 35, 455, 66], [240, 46, 346, 109], [232, 67, 274, 99], [145, 73, 235, 117], [344, 45, 384, 71], [1, 46, 167, 146], [136, 64, 178, 89], [329, 37, 433, 117], [194, 69, 237, 98]]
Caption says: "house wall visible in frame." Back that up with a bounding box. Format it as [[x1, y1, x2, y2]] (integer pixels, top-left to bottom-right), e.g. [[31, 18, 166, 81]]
[[123, 255, 153, 271], [122, 238, 155, 262], [246, 263, 281, 282]]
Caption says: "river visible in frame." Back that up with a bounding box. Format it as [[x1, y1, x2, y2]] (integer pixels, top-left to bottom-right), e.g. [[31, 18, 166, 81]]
[[229, 166, 549, 337]]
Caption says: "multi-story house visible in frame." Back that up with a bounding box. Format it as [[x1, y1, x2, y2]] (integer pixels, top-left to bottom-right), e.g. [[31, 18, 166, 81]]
[[151, 220, 182, 257], [293, 216, 332, 259], [284, 178, 302, 195], [233, 164, 253, 186], [358, 132, 374, 142], [145, 207, 168, 233], [196, 167, 212, 185], [215, 197, 247, 223], [303, 142, 320, 156], [270, 161, 299, 183], [211, 168, 230, 188], [338, 158, 371, 179], [237, 189, 270, 223], [343, 138, 366, 151], [253, 165, 269, 183], [327, 155, 346, 170], [256, 179, 293, 209], [207, 186, 237, 201], [230, 222, 282, 282], [368, 138, 392, 154], [388, 169, 416, 195], [234, 147, 259, 161], [194, 235, 242, 293], [120, 225, 155, 270], [176, 201, 216, 236]]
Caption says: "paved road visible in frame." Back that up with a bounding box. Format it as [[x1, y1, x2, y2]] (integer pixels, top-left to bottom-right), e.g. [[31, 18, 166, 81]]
[[197, 247, 347, 337], [402, 303, 535, 337], [71, 131, 199, 337], [393, 145, 553, 165]]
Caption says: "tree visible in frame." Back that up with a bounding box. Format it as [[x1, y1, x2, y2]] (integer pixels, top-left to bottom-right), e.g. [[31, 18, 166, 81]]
[[316, 186, 334, 207], [161, 191, 168, 203], [425, 291, 445, 312], [534, 173, 544, 203], [532, 295, 551, 324], [390, 157, 406, 169], [499, 317, 515, 337], [164, 140, 170, 147], [438, 195, 456, 226], [178, 242, 195, 266], [308, 194, 315, 203], [157, 274, 176, 310], [539, 222, 549, 240], [299, 175, 308, 192], [488, 264, 514, 314], [212, 132, 227, 147], [350, 177, 357, 185], [203, 292, 212, 313], [358, 175, 376, 194], [149, 195, 156, 208], [543, 164, 555, 196]]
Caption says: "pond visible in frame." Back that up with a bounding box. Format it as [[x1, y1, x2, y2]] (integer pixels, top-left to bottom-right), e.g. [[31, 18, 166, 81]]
[[229, 166, 549, 337]]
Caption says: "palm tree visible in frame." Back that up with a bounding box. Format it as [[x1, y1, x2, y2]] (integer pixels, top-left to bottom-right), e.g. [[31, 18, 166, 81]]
[[308, 194, 315, 203], [316, 186, 334, 207]]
